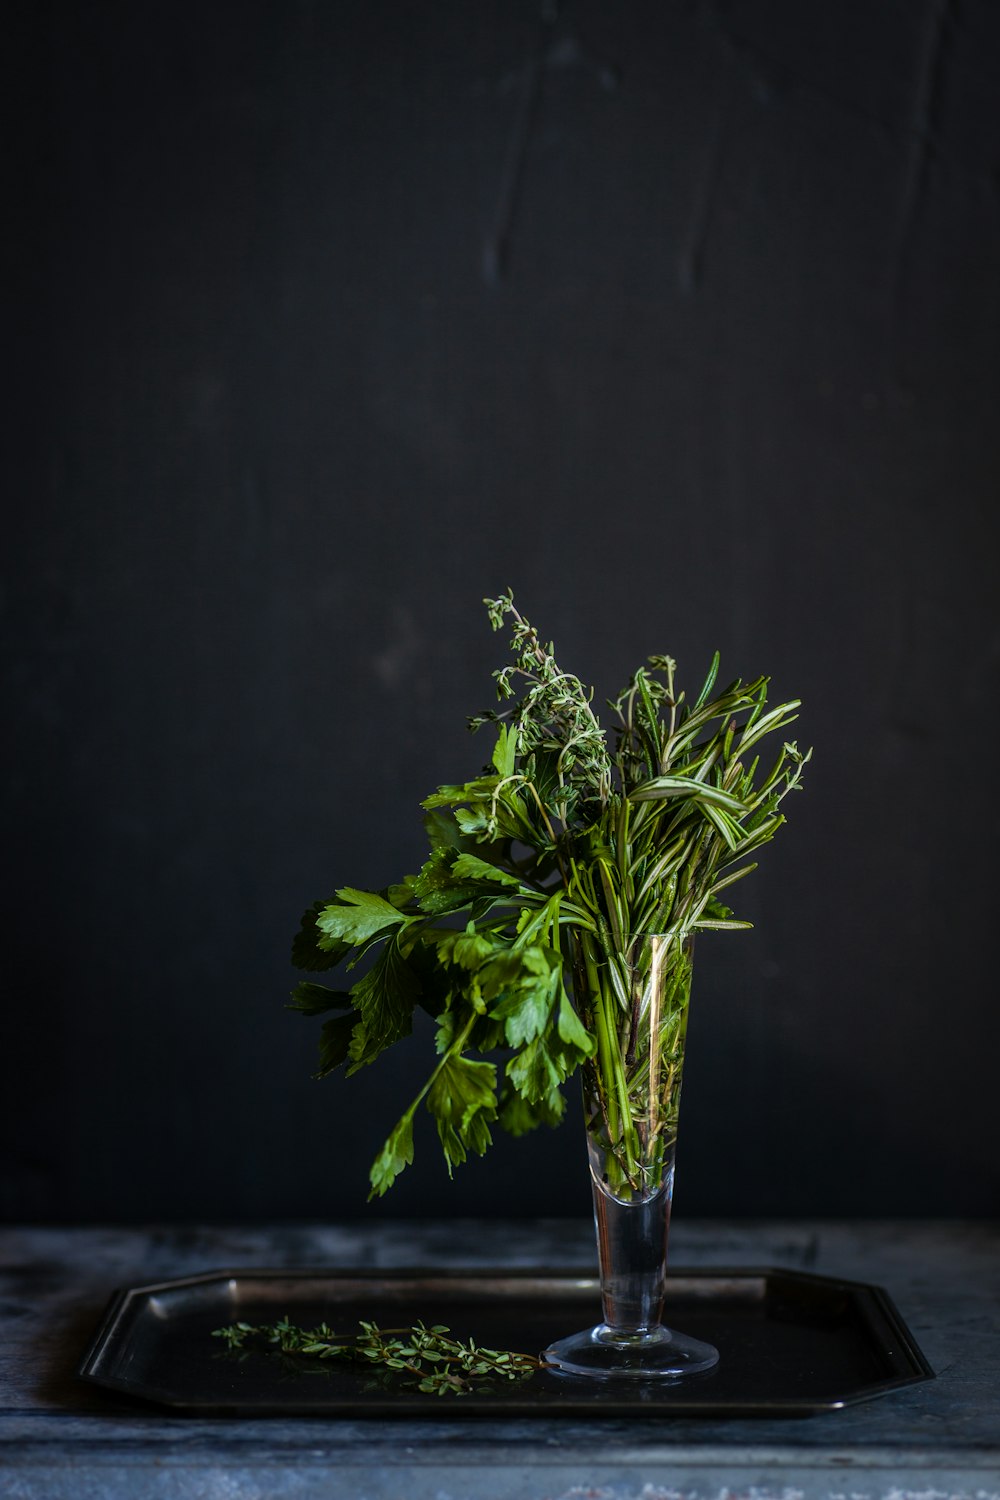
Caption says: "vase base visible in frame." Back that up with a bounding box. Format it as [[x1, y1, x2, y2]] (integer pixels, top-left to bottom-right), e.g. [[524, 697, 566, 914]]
[[543, 1322, 719, 1380]]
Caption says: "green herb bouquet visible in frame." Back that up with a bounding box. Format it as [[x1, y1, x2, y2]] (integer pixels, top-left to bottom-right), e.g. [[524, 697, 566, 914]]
[[291, 592, 809, 1207]]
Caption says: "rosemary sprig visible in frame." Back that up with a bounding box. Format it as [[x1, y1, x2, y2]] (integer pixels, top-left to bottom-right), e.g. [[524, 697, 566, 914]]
[[211, 1318, 540, 1395]]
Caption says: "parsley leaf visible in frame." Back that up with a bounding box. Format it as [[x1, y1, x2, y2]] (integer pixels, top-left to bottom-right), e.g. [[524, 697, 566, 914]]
[[557, 992, 594, 1053], [316, 889, 408, 948], [505, 1008, 593, 1113], [485, 946, 560, 1048], [368, 1111, 415, 1198], [450, 852, 521, 887], [491, 723, 517, 777], [288, 982, 354, 1016], [345, 941, 418, 1064], [411, 850, 486, 915], [292, 901, 349, 971], [315, 1013, 358, 1078], [498, 1080, 566, 1135], [427, 1055, 498, 1173]]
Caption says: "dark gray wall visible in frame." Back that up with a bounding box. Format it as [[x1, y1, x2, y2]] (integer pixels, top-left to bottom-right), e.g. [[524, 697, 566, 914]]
[[5, 0, 999, 1223]]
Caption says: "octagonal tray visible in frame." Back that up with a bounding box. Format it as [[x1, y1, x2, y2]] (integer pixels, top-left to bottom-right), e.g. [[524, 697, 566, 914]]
[[79, 1266, 933, 1417]]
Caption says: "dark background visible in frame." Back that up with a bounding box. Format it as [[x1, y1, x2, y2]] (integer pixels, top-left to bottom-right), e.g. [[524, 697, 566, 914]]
[[5, 0, 999, 1224]]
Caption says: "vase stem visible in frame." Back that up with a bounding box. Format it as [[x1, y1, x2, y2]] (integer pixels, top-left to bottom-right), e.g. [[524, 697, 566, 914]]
[[545, 1155, 717, 1377], [592, 1169, 673, 1336]]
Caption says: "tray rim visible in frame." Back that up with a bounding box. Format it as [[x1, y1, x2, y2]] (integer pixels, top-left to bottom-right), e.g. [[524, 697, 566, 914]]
[[78, 1264, 935, 1419]]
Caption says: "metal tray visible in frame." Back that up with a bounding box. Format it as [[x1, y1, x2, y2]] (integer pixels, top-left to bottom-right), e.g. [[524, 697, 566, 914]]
[[79, 1266, 933, 1417]]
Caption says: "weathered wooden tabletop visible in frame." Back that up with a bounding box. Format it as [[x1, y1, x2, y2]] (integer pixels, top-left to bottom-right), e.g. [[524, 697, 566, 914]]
[[1, 1220, 997, 1499]]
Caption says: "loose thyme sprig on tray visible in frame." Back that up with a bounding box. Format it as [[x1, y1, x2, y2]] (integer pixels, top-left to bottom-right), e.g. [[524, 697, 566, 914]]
[[290, 592, 810, 1197], [212, 1318, 540, 1395]]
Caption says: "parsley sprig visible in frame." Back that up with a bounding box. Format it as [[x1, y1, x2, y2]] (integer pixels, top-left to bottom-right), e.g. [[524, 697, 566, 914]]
[[291, 592, 809, 1198]]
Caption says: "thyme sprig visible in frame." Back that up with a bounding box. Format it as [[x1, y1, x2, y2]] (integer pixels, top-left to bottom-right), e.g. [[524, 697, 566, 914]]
[[212, 1318, 540, 1395], [291, 592, 810, 1198]]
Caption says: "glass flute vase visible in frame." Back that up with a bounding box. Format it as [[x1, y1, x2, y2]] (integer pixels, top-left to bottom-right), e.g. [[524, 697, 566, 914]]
[[544, 931, 719, 1379]]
